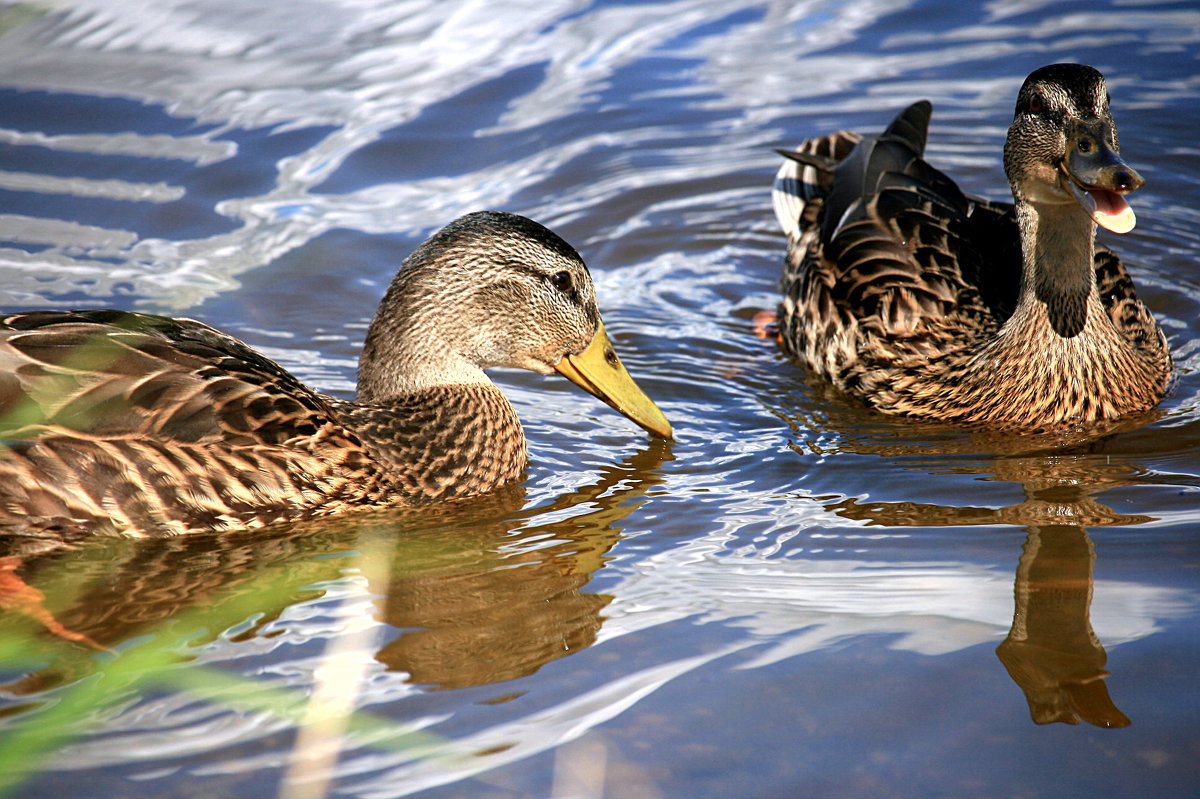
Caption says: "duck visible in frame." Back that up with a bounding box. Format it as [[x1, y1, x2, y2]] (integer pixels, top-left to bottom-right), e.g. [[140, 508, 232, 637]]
[[0, 211, 672, 536], [769, 63, 1172, 431]]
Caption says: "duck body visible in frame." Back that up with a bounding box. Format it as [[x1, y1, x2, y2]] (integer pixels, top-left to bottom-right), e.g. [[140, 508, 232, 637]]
[[772, 64, 1171, 430], [0, 212, 670, 536]]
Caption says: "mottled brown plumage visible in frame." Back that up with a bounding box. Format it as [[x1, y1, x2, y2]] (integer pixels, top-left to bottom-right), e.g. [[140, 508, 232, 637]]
[[771, 64, 1171, 431], [0, 212, 671, 536]]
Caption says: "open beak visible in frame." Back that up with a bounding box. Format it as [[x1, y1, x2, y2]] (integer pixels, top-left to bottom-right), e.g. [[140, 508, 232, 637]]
[[554, 320, 673, 440], [1059, 124, 1144, 235]]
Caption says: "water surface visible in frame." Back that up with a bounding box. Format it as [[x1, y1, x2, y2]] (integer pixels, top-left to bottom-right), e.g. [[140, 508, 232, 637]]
[[0, 0, 1198, 797]]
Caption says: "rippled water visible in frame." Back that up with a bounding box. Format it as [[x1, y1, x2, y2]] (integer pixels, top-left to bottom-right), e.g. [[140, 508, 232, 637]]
[[1, 0, 1198, 797]]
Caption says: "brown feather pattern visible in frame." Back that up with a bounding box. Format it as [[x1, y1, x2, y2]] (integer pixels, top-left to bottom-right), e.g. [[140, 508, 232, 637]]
[[772, 67, 1171, 431], [0, 212, 648, 536], [0, 311, 404, 535]]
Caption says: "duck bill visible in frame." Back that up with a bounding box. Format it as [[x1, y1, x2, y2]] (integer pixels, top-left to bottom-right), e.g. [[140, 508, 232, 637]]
[[1061, 166, 1137, 234], [555, 321, 673, 440], [1060, 128, 1144, 235]]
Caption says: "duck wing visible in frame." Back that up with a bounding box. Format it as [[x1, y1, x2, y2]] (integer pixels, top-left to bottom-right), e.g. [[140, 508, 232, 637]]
[[0, 310, 338, 443], [1093, 247, 1172, 363], [0, 310, 384, 534], [773, 102, 1022, 386]]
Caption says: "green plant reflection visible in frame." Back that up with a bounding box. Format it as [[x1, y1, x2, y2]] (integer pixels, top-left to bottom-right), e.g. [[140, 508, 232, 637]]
[[0, 438, 673, 794]]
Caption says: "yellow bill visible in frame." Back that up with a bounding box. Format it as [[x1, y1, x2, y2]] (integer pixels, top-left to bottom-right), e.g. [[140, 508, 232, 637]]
[[554, 320, 673, 440]]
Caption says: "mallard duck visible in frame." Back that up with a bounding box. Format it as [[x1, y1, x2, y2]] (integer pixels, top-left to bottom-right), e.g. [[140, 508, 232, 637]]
[[0, 211, 672, 536], [770, 64, 1171, 430]]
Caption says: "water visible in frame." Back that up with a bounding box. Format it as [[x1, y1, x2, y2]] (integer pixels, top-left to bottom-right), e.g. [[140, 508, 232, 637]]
[[0, 0, 1198, 796]]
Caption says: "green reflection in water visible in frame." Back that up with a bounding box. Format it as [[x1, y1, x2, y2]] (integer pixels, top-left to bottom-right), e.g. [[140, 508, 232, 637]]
[[0, 440, 672, 796]]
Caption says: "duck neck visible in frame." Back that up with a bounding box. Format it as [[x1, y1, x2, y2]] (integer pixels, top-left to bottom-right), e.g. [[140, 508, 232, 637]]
[[349, 284, 528, 501], [335, 384, 528, 503], [1014, 200, 1099, 338], [356, 293, 491, 404]]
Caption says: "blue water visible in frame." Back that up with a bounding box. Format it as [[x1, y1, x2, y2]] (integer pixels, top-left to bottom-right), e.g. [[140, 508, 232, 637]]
[[0, 1, 1198, 797]]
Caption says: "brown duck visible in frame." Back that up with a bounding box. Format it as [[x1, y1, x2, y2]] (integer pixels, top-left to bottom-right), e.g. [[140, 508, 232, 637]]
[[770, 64, 1171, 430], [0, 211, 672, 536]]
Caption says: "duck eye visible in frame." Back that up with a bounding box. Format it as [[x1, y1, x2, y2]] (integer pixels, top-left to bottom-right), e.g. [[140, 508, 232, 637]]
[[551, 271, 573, 292], [1028, 93, 1043, 114], [1077, 138, 1092, 153]]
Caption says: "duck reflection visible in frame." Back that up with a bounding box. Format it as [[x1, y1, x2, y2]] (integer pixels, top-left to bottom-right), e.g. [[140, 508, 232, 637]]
[[0, 439, 672, 696], [996, 523, 1129, 727], [827, 445, 1144, 728], [372, 442, 673, 689]]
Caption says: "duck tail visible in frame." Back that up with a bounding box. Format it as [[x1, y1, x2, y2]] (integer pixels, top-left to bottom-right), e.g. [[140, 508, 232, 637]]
[[771, 130, 860, 238], [881, 100, 932, 153]]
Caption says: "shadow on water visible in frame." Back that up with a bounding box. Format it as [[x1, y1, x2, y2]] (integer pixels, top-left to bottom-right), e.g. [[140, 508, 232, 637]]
[[0, 439, 673, 704]]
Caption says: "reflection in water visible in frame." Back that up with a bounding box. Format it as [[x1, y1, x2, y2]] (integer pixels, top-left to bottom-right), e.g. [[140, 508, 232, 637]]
[[0, 523, 358, 696], [374, 440, 673, 689], [374, 543, 609, 690], [823, 447, 1142, 727], [831, 448, 1155, 529], [0, 555, 104, 652], [997, 525, 1130, 728], [0, 439, 671, 699]]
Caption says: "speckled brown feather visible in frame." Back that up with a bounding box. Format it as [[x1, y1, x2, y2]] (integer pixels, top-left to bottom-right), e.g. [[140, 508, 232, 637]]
[[0, 212, 650, 536], [772, 72, 1171, 431], [330, 385, 526, 504], [0, 311, 408, 535]]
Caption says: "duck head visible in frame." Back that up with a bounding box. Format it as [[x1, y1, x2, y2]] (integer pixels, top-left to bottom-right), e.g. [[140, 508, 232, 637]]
[[1003, 63, 1143, 234], [359, 211, 672, 439]]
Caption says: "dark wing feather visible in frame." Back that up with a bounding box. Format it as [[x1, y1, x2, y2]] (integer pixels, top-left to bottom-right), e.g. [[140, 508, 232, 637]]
[[776, 102, 1023, 385], [0, 310, 391, 534], [1094, 247, 1170, 358], [821, 101, 934, 244], [0, 310, 336, 444]]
